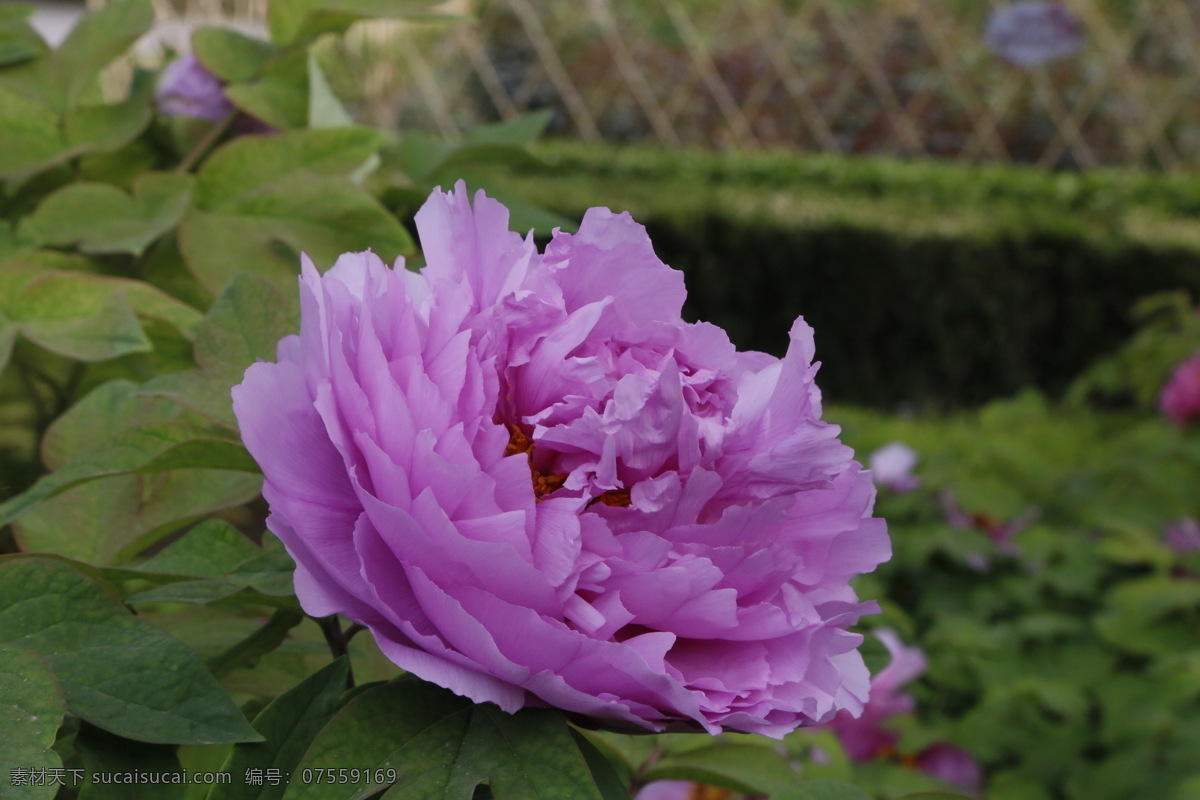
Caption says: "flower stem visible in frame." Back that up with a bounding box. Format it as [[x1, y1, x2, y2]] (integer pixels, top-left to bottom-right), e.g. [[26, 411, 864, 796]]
[[175, 109, 239, 174]]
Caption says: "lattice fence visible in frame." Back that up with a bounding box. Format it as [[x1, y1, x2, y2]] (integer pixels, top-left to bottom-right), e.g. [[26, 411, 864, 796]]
[[106, 0, 1200, 169]]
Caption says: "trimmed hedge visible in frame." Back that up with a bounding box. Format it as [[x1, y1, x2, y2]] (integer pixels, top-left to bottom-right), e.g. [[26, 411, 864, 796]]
[[484, 142, 1200, 409]]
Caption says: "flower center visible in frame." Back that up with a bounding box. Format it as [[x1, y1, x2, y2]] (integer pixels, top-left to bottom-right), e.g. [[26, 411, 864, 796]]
[[505, 425, 568, 501], [504, 424, 631, 507]]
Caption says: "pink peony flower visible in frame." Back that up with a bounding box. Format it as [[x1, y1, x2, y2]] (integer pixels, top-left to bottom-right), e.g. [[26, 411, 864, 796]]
[[915, 744, 983, 796], [869, 442, 920, 493], [1160, 352, 1200, 427], [156, 52, 235, 123], [985, 2, 1083, 67], [829, 630, 982, 794], [1165, 516, 1200, 554], [830, 629, 925, 762], [233, 183, 889, 737]]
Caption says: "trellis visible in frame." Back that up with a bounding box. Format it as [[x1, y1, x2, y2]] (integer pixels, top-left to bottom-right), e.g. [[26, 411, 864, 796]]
[[97, 0, 1200, 169]]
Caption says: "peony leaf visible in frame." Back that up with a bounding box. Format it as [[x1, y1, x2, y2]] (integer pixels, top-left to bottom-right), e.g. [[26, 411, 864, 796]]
[[193, 128, 381, 206], [283, 676, 607, 800], [1094, 577, 1200, 657], [65, 78, 155, 153], [0, 5, 49, 68], [144, 274, 299, 427], [74, 726, 186, 800], [0, 84, 65, 181], [0, 419, 259, 529], [192, 26, 278, 83], [40, 379, 182, 470], [204, 609, 305, 680], [641, 742, 801, 797], [211, 658, 351, 800], [0, 263, 203, 360], [11, 471, 262, 567], [20, 172, 193, 255], [0, 645, 65, 800], [223, 49, 309, 131], [180, 129, 410, 294], [0, 556, 262, 744], [133, 518, 263, 579], [785, 781, 874, 800], [307, 51, 353, 129], [41, 0, 153, 110]]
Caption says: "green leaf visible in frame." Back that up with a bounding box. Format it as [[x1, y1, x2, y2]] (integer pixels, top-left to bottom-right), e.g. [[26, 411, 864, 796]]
[[0, 262, 202, 360], [0, 419, 259, 528], [568, 729, 631, 800], [180, 180, 412, 293], [212, 658, 351, 800], [284, 676, 607, 800], [75, 725, 186, 800], [3, 271, 148, 359], [40, 379, 181, 470], [224, 49, 309, 132], [308, 51, 353, 129], [134, 518, 263, 579], [641, 742, 800, 797], [12, 471, 262, 566], [267, 0, 448, 46], [180, 128, 409, 293], [1095, 577, 1200, 656], [783, 782, 872, 800], [206, 609, 305, 680], [0, 84, 65, 180], [194, 127, 381, 206], [0, 5, 49, 67], [0, 645, 65, 800], [45, 0, 154, 110], [0, 556, 262, 744], [192, 26, 278, 83], [463, 111, 552, 148], [143, 274, 299, 427], [65, 76, 155, 152], [21, 172, 193, 255]]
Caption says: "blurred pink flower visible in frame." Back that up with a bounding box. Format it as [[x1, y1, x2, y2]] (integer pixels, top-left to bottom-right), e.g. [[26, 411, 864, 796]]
[[156, 52, 235, 123], [985, 2, 1083, 67], [830, 628, 925, 762], [940, 491, 1038, 563], [234, 182, 889, 737], [915, 744, 983, 795], [1160, 352, 1200, 427], [869, 442, 920, 493], [1165, 517, 1200, 554], [829, 630, 982, 794]]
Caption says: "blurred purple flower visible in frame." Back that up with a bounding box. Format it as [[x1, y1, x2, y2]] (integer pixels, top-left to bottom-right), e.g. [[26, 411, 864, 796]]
[[915, 744, 983, 795], [233, 182, 889, 737], [869, 442, 920, 493], [941, 490, 1038, 563], [156, 52, 235, 122], [985, 2, 1083, 67], [634, 783, 740, 800], [830, 628, 925, 762], [1165, 517, 1200, 554], [1160, 352, 1200, 427], [829, 630, 982, 794]]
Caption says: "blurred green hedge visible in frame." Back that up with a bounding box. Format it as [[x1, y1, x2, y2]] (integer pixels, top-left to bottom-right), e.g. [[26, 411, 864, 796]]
[[486, 142, 1200, 409]]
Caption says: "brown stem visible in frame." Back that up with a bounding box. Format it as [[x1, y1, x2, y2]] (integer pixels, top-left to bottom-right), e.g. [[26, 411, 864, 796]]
[[175, 109, 239, 174]]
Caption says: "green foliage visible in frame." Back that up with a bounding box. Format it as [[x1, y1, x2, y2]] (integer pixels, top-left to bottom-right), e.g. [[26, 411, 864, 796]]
[[0, 645, 65, 800], [0, 556, 262, 744], [830, 393, 1200, 799]]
